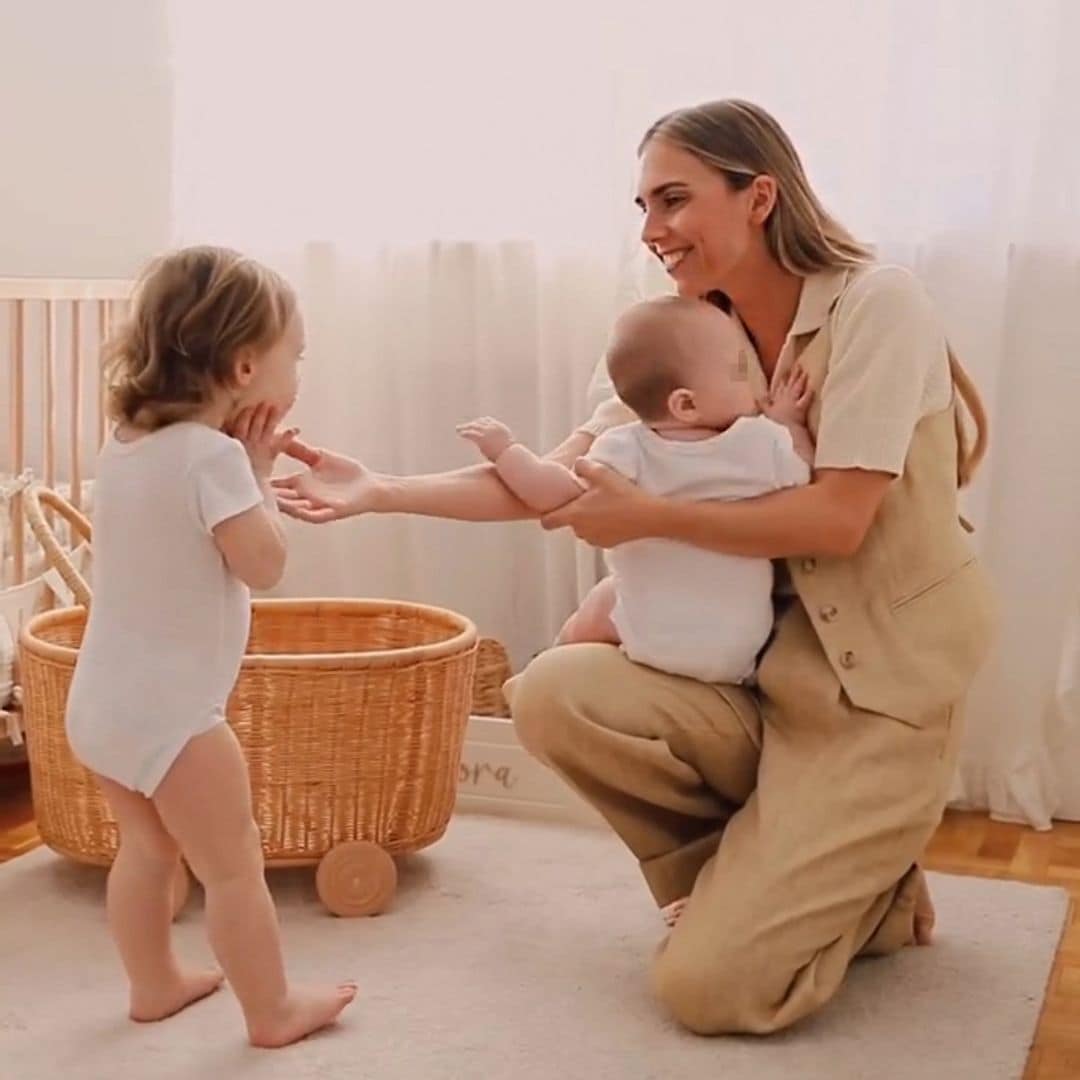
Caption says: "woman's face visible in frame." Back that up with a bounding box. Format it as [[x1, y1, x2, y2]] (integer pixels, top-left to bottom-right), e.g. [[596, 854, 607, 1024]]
[[635, 138, 760, 299]]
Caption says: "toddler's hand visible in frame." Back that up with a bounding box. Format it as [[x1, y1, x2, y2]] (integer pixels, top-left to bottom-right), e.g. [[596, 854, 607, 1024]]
[[761, 366, 812, 427], [456, 417, 515, 462], [228, 404, 303, 480]]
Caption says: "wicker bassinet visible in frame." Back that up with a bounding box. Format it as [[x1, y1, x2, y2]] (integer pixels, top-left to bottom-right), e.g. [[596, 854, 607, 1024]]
[[18, 485, 490, 916]]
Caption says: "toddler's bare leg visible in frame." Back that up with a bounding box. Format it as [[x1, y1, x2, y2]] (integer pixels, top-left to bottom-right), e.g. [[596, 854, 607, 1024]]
[[556, 577, 621, 646], [153, 724, 357, 1048], [95, 775, 224, 1021]]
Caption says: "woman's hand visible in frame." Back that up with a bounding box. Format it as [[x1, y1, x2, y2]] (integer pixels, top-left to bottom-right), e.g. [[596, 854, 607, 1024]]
[[228, 404, 318, 481], [540, 459, 656, 548], [271, 449, 388, 524]]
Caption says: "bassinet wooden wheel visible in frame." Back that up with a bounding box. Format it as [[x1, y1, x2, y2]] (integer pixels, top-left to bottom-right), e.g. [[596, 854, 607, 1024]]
[[171, 861, 191, 920], [315, 840, 398, 917]]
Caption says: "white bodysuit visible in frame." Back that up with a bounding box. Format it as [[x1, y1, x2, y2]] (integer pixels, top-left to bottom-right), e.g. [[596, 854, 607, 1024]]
[[66, 423, 263, 796], [587, 416, 810, 683]]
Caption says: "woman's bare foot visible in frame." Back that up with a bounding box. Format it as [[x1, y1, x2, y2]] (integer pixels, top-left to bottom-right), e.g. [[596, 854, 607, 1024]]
[[130, 966, 224, 1022], [913, 872, 936, 945], [247, 982, 359, 1049]]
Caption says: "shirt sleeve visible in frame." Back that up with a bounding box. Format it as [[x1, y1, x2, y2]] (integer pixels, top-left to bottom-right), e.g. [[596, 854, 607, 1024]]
[[814, 266, 949, 476], [578, 353, 638, 437], [586, 425, 641, 483], [190, 436, 264, 533], [577, 394, 638, 438], [585, 353, 617, 413]]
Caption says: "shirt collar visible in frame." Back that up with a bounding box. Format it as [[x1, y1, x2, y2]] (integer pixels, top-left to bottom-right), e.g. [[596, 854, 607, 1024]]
[[788, 267, 850, 337]]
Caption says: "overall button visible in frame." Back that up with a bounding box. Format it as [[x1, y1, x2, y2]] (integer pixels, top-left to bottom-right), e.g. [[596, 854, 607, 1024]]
[[839, 650, 857, 669], [819, 604, 838, 622], [801, 558, 817, 573]]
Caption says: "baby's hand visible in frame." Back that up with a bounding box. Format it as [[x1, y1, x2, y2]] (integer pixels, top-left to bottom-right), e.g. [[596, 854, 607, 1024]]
[[761, 366, 812, 428], [228, 403, 303, 480], [457, 417, 515, 462]]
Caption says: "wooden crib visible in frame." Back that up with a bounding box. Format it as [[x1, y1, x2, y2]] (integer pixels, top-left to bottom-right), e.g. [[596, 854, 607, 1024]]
[[1, 276, 512, 809], [1, 278, 130, 756], [2, 277, 516, 917]]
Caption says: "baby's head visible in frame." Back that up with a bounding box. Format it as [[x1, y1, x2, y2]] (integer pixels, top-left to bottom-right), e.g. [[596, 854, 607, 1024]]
[[104, 245, 303, 430], [605, 297, 756, 430]]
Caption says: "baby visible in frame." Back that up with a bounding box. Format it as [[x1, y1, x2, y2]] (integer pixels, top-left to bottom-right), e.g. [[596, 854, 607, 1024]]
[[458, 296, 813, 684], [65, 247, 356, 1047]]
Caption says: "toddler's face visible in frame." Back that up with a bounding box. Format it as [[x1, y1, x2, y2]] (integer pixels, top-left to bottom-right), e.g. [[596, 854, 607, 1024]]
[[240, 309, 304, 416]]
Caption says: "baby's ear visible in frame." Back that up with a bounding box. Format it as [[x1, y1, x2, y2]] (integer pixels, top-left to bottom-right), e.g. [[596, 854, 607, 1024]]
[[667, 387, 697, 422]]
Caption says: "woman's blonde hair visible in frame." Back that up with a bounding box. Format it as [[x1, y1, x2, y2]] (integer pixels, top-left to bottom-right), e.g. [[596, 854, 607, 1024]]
[[642, 99, 987, 486], [104, 246, 296, 430]]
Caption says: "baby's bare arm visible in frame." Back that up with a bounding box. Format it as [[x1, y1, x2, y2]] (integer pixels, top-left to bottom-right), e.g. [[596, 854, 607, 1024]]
[[784, 424, 815, 467], [494, 444, 586, 513], [458, 416, 586, 512], [762, 367, 815, 466]]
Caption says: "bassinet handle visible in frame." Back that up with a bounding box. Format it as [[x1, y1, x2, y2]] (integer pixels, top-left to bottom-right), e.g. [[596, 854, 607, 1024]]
[[23, 486, 93, 609]]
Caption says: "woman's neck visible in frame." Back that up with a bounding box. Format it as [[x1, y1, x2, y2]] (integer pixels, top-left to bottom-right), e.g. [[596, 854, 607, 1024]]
[[722, 252, 804, 377]]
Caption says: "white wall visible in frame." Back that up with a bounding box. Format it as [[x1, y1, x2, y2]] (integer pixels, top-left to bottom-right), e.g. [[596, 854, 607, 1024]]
[[0, 0, 171, 278]]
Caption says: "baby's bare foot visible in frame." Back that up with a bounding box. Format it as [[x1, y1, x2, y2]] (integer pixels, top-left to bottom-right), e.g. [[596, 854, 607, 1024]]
[[130, 966, 224, 1022], [914, 872, 936, 945], [660, 897, 689, 929], [247, 982, 359, 1049]]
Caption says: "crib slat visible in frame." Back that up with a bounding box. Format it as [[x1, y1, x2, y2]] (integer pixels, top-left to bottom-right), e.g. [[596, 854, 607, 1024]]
[[97, 299, 109, 448], [44, 299, 56, 490], [9, 300, 26, 584], [2, 279, 129, 600], [70, 300, 83, 511]]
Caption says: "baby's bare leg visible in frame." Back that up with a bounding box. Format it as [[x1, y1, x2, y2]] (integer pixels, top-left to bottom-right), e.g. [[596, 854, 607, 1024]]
[[95, 775, 224, 1021], [153, 724, 357, 1048], [556, 577, 621, 646]]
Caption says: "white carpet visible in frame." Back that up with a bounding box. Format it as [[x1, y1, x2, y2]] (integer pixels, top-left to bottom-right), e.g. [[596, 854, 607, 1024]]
[[0, 815, 1067, 1080]]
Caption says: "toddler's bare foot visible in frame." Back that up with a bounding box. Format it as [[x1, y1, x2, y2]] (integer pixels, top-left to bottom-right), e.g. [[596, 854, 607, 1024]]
[[247, 982, 359, 1049], [914, 872, 936, 945], [130, 966, 224, 1022]]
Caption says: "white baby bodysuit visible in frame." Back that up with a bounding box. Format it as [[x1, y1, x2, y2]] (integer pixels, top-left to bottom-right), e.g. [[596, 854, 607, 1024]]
[[65, 422, 264, 795], [587, 416, 810, 683]]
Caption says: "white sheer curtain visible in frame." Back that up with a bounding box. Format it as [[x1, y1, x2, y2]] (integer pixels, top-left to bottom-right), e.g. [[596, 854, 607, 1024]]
[[168, 0, 1080, 826]]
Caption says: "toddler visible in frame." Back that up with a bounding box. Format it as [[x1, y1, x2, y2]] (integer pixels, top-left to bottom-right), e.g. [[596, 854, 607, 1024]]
[[458, 296, 813, 684], [65, 246, 357, 1047]]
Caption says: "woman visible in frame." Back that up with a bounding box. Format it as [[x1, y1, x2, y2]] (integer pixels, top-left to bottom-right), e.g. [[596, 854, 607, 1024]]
[[275, 100, 996, 1035]]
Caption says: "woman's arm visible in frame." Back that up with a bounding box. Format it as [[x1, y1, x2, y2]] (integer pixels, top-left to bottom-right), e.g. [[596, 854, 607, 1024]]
[[379, 464, 535, 521], [546, 429, 596, 469], [541, 460, 892, 558], [659, 469, 892, 557], [372, 425, 598, 521], [377, 426, 595, 519], [275, 428, 599, 524], [274, 393, 625, 526]]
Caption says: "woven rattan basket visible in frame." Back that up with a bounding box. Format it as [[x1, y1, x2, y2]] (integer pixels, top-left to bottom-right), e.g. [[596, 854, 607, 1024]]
[[19, 485, 481, 916]]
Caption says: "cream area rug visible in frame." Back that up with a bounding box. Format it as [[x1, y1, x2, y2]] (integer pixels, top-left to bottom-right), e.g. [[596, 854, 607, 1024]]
[[0, 814, 1067, 1080]]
